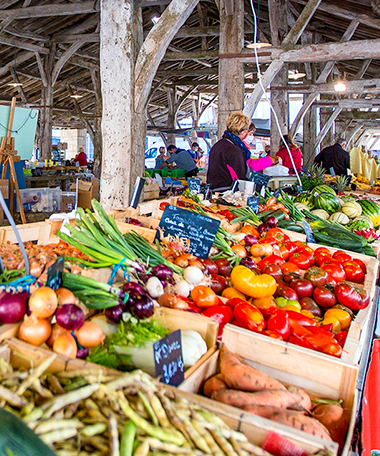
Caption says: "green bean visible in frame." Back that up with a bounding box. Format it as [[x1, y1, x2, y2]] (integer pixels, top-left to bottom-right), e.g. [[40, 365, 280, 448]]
[[0, 384, 27, 408], [34, 419, 83, 435], [109, 412, 120, 456], [133, 441, 149, 456], [137, 390, 158, 426], [81, 422, 108, 437], [120, 420, 136, 456], [40, 427, 78, 445], [16, 354, 57, 396]]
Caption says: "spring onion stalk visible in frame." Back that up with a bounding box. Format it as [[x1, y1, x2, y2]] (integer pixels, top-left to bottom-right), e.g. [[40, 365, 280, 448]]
[[211, 228, 241, 267], [123, 232, 182, 274], [229, 206, 260, 225], [62, 272, 127, 309], [57, 200, 144, 273], [280, 191, 305, 221]]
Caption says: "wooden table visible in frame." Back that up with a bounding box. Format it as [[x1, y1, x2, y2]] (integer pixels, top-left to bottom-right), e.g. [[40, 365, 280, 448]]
[[24, 174, 81, 190]]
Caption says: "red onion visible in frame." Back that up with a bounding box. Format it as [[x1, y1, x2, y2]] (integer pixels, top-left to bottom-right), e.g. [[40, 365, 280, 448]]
[[128, 218, 142, 226], [240, 256, 257, 270], [56, 304, 85, 331], [0, 291, 28, 324], [244, 235, 258, 246], [258, 223, 270, 234], [266, 216, 279, 228], [105, 303, 126, 324], [128, 293, 154, 319], [122, 282, 145, 295], [76, 346, 89, 359], [150, 264, 173, 282]]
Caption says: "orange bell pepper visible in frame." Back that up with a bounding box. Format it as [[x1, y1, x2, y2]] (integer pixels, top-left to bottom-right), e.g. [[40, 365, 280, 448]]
[[191, 285, 220, 308]]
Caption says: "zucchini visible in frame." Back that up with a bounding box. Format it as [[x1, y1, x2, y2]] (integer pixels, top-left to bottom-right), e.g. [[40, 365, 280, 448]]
[[0, 408, 56, 456], [277, 220, 295, 228], [282, 224, 305, 233], [257, 210, 276, 220]]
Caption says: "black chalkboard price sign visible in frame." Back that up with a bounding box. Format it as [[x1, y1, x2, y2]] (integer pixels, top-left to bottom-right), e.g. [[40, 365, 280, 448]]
[[154, 330, 185, 386], [157, 205, 220, 259], [302, 221, 316, 243], [247, 196, 260, 214], [187, 177, 202, 194], [47, 255, 64, 290]]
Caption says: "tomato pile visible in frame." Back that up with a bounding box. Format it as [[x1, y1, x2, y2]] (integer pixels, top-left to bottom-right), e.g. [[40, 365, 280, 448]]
[[185, 227, 370, 358]]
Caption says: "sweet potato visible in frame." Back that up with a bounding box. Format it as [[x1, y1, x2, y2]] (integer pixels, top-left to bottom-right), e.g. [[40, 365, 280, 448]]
[[203, 374, 227, 398], [211, 389, 302, 409], [287, 386, 312, 411], [241, 404, 287, 419], [313, 404, 350, 451], [220, 345, 286, 392], [270, 409, 332, 441]]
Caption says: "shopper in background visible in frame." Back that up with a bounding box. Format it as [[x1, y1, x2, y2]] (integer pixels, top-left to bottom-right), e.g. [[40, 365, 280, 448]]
[[188, 142, 200, 163], [159, 144, 198, 178], [264, 144, 271, 156], [155, 146, 166, 169], [243, 123, 280, 172], [74, 147, 88, 166], [276, 135, 303, 175], [314, 138, 350, 176]]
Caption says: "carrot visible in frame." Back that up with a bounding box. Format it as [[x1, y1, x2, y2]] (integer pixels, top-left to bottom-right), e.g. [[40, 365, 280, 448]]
[[287, 386, 312, 411], [241, 404, 287, 419], [211, 389, 302, 409], [313, 404, 350, 451], [203, 374, 227, 398], [220, 345, 286, 392], [270, 409, 332, 441]]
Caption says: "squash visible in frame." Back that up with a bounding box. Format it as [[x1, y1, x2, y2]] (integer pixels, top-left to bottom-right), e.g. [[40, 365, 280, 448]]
[[310, 209, 330, 220], [341, 201, 362, 219], [329, 212, 350, 225]]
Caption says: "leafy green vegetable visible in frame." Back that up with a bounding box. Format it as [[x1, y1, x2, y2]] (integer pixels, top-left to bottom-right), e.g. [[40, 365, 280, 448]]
[[87, 317, 169, 371]]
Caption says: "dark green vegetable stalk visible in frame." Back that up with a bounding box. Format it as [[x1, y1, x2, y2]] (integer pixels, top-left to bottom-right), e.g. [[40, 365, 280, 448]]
[[123, 231, 182, 274], [62, 272, 127, 309], [229, 206, 260, 225], [280, 191, 305, 221], [211, 228, 241, 266], [57, 199, 144, 273]]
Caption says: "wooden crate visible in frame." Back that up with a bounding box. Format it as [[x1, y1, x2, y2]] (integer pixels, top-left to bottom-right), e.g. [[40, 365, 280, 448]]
[[138, 197, 178, 215], [0, 338, 338, 456], [0, 221, 52, 245], [181, 342, 356, 456], [115, 220, 157, 243], [0, 307, 218, 382]]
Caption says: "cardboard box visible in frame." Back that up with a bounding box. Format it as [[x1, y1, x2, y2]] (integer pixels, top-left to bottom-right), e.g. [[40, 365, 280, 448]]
[[61, 191, 76, 212], [71, 178, 99, 209]]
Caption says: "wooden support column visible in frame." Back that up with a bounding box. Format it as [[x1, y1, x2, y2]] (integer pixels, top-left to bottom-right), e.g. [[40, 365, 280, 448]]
[[100, 0, 199, 208], [91, 69, 102, 178], [302, 94, 317, 168], [218, 0, 244, 136], [167, 90, 176, 145], [39, 44, 55, 160]]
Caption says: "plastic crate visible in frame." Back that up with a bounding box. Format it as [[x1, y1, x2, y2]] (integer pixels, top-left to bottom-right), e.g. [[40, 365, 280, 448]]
[[18, 187, 61, 212]]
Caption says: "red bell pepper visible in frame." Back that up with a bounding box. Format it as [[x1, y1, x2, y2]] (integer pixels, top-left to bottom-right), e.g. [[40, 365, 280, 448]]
[[334, 282, 370, 311], [335, 330, 348, 347], [320, 341, 343, 358], [262, 330, 284, 340], [266, 309, 290, 340], [202, 305, 233, 326], [304, 333, 338, 351], [286, 310, 317, 326], [288, 334, 314, 350], [288, 319, 313, 338], [319, 323, 334, 332], [303, 325, 335, 338], [233, 303, 265, 332]]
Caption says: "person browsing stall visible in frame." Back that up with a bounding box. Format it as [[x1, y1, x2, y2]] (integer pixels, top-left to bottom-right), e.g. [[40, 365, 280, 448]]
[[155, 146, 166, 169], [159, 145, 198, 178], [74, 147, 88, 166], [314, 138, 350, 176], [243, 122, 280, 173], [188, 142, 200, 163], [276, 135, 303, 175]]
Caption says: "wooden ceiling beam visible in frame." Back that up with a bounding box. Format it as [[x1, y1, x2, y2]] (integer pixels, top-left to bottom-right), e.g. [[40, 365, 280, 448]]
[[156, 67, 218, 77], [0, 35, 49, 54], [4, 25, 48, 41], [291, 0, 380, 30], [164, 50, 219, 60], [314, 99, 380, 108], [51, 33, 99, 43], [0, 51, 34, 76], [271, 78, 380, 93], [0, 1, 99, 20], [338, 111, 380, 120]]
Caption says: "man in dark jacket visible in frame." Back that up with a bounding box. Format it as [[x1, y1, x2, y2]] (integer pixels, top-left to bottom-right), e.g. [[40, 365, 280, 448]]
[[314, 138, 350, 176]]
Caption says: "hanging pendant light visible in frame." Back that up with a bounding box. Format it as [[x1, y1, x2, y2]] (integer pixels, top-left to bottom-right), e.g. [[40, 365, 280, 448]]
[[288, 69, 306, 80], [334, 80, 347, 92], [69, 67, 83, 99], [246, 0, 272, 49]]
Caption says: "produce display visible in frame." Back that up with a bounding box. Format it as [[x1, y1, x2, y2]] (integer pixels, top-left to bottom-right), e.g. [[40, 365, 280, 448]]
[[203, 346, 349, 452], [0, 351, 296, 456]]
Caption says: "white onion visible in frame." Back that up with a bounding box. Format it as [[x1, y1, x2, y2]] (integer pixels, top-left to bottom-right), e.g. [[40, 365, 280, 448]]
[[174, 280, 191, 297], [146, 276, 164, 298], [183, 266, 204, 285]]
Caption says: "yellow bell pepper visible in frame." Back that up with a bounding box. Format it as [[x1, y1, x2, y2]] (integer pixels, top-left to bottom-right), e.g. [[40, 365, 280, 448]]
[[231, 265, 277, 298]]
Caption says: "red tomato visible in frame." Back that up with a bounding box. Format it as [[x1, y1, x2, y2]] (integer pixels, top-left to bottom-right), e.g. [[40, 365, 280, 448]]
[[296, 249, 315, 266], [266, 309, 290, 340], [290, 279, 314, 298], [304, 266, 329, 287], [191, 286, 220, 308], [314, 247, 331, 256], [210, 274, 229, 294], [315, 253, 332, 267], [334, 253, 352, 264], [214, 258, 231, 277], [313, 286, 337, 308], [266, 228, 286, 243], [332, 250, 346, 259], [159, 202, 170, 211], [258, 254, 285, 272], [275, 285, 299, 301], [277, 243, 291, 260], [342, 262, 365, 283], [283, 272, 303, 284], [320, 342, 343, 358], [334, 282, 370, 311], [280, 262, 302, 275], [288, 253, 312, 270], [294, 241, 308, 249], [284, 241, 297, 256], [321, 261, 346, 283], [297, 245, 314, 255], [258, 237, 278, 246], [353, 258, 367, 274], [202, 305, 233, 326], [225, 297, 248, 308], [262, 264, 283, 281]]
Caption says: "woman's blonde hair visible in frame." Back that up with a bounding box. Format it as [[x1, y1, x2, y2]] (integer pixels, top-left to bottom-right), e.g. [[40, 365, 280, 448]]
[[226, 112, 251, 136], [159, 146, 165, 154]]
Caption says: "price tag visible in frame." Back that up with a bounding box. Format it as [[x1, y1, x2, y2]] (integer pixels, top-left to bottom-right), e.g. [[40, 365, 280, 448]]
[[47, 255, 64, 290], [250, 171, 271, 187], [187, 177, 202, 194], [154, 330, 184, 386], [302, 221, 316, 243], [247, 196, 260, 214], [329, 167, 336, 177], [157, 205, 220, 259]]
